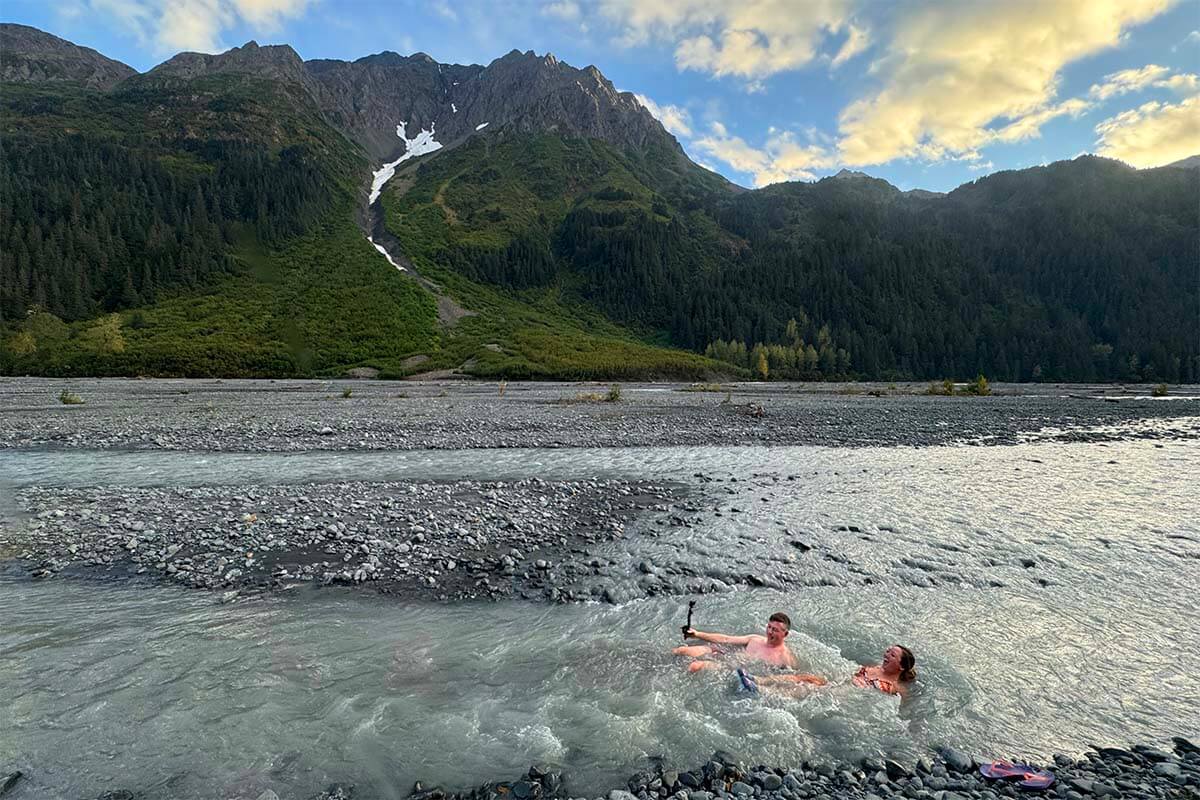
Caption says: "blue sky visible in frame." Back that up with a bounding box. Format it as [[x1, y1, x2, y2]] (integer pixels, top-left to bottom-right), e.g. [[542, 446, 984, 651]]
[[7, 0, 1200, 191]]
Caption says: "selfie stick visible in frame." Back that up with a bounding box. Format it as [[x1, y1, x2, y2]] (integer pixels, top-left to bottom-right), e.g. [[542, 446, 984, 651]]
[[681, 600, 696, 639]]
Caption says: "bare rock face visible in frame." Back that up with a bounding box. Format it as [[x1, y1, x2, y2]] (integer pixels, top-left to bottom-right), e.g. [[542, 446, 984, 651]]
[[306, 48, 680, 161], [141, 40, 315, 90], [306, 51, 482, 160], [0, 23, 136, 90], [3, 24, 682, 167]]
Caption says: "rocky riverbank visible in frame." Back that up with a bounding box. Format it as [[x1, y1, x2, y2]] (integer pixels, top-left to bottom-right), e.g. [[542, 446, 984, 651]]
[[2, 379, 1198, 452], [9, 478, 684, 602], [4, 738, 1196, 799], [441, 740, 1200, 800]]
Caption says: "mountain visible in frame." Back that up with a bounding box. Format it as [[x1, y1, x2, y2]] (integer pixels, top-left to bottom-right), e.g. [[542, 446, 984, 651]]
[[1, 25, 1196, 383], [1164, 154, 1200, 170], [0, 23, 135, 90]]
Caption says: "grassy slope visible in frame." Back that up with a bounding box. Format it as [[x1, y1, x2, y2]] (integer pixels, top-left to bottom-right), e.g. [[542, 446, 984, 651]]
[[380, 134, 737, 379], [7, 219, 439, 377]]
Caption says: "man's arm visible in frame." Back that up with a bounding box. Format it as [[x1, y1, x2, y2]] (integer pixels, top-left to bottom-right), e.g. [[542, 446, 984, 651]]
[[683, 628, 755, 646]]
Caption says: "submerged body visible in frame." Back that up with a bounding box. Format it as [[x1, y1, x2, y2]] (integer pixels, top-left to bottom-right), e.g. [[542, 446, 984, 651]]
[[748, 645, 917, 698], [673, 612, 799, 673]]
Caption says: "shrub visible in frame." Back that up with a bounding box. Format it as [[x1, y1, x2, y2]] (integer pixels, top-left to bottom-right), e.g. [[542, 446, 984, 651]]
[[966, 374, 991, 396], [341, 387, 353, 398], [1152, 383, 1168, 397], [606, 384, 622, 402], [59, 390, 85, 405]]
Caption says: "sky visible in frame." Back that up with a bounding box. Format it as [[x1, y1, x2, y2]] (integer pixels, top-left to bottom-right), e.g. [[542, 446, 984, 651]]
[[7, 0, 1200, 191]]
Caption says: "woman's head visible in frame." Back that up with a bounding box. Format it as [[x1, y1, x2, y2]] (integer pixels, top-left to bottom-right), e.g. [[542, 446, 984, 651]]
[[881, 645, 917, 682]]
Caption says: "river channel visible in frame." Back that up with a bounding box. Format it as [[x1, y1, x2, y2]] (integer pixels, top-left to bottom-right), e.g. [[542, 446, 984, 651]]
[[1, 439, 1197, 798]]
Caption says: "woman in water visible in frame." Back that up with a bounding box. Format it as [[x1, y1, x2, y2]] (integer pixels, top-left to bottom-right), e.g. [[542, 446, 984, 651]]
[[742, 644, 917, 698]]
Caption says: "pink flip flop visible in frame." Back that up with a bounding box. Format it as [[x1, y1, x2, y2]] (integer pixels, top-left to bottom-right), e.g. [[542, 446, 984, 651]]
[[979, 762, 1055, 791]]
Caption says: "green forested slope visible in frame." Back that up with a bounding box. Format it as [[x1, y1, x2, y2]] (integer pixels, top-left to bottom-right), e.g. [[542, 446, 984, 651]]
[[384, 138, 1199, 383], [2, 54, 1196, 382]]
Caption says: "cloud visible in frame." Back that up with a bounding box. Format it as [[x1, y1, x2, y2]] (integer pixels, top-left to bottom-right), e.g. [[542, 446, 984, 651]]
[[88, 0, 310, 53], [968, 160, 995, 172], [830, 23, 869, 69], [430, 0, 458, 22], [633, 93, 693, 137], [599, 0, 859, 81], [1089, 64, 1171, 100], [542, 1, 581, 20], [991, 98, 1092, 143], [1095, 95, 1200, 167], [1088, 64, 1200, 103], [691, 121, 834, 186], [834, 0, 1174, 167]]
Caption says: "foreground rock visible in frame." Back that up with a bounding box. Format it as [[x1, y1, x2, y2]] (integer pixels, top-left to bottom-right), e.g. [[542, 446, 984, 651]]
[[66, 738, 1200, 799]]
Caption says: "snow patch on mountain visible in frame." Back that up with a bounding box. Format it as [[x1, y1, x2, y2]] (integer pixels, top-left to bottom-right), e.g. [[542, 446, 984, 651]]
[[451, 103, 457, 113], [369, 121, 443, 205], [367, 235, 405, 272], [475, 122, 489, 131]]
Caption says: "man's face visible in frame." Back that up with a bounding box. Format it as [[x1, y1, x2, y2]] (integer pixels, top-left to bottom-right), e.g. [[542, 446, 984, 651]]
[[765, 620, 789, 645]]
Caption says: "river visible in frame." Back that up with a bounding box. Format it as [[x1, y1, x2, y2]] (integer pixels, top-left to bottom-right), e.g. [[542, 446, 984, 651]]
[[1, 438, 1197, 797]]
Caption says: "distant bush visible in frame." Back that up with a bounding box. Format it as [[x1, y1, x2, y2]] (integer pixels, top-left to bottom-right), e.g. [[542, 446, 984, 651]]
[[966, 374, 991, 396], [925, 379, 955, 396], [59, 390, 84, 405], [341, 387, 353, 398], [681, 383, 726, 392], [606, 384, 622, 402], [1152, 383, 1168, 397]]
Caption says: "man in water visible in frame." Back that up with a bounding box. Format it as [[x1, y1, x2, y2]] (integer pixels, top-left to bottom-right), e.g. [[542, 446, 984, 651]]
[[672, 612, 799, 673]]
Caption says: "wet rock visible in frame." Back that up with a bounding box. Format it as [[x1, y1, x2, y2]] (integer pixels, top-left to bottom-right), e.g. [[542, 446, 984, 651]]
[[940, 749, 974, 773], [0, 772, 22, 798]]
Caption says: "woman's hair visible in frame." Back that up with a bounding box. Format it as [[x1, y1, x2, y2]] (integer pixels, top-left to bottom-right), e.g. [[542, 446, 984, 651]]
[[895, 645, 917, 682]]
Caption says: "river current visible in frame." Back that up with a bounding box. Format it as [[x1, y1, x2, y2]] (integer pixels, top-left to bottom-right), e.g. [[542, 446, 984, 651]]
[[1, 438, 1198, 797]]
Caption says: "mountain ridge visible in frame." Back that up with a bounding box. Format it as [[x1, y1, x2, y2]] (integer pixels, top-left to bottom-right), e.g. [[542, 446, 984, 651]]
[[1, 23, 1196, 383]]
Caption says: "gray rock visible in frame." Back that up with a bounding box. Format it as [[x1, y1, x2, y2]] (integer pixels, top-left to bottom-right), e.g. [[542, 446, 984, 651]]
[[729, 782, 753, 796], [762, 774, 783, 791], [1152, 761, 1181, 779], [940, 749, 974, 773], [0, 772, 23, 798], [688, 793, 713, 800], [610, 791, 638, 800], [256, 792, 281, 800]]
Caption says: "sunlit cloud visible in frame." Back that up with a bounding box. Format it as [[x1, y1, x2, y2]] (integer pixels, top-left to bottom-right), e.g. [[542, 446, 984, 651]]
[[599, 0, 860, 82], [88, 0, 311, 53], [830, 23, 870, 69], [1095, 95, 1200, 167], [692, 121, 834, 186], [835, 0, 1173, 166], [632, 93, 693, 138], [1089, 64, 1199, 101]]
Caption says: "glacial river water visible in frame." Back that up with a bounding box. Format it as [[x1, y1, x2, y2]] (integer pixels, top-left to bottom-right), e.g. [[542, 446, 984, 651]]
[[1, 438, 1198, 798]]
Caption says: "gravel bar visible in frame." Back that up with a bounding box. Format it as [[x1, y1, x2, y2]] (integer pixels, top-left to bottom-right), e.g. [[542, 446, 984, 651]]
[[2, 378, 1198, 451]]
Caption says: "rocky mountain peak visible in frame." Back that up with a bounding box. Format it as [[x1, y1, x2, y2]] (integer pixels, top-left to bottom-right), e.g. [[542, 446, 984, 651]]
[[146, 40, 309, 84], [308, 47, 679, 162], [0, 22, 137, 90]]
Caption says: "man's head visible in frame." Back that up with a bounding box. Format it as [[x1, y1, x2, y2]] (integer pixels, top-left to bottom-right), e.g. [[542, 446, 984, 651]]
[[765, 612, 791, 645]]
